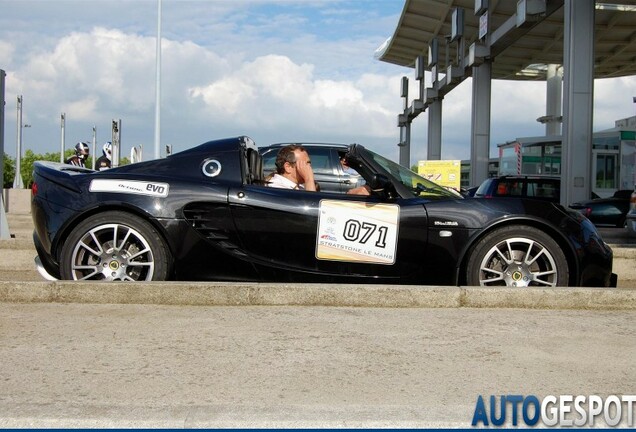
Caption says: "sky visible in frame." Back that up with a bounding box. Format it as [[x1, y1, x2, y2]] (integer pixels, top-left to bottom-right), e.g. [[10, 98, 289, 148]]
[[1, 0, 636, 165]]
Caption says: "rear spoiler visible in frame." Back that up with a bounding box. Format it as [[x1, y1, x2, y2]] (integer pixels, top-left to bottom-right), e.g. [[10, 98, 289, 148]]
[[33, 161, 90, 193]]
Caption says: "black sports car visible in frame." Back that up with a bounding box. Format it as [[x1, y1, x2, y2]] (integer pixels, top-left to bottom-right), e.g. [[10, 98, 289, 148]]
[[31, 136, 616, 287], [569, 189, 632, 228]]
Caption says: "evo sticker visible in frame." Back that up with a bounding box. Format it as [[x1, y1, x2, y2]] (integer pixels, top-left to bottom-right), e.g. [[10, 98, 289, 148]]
[[316, 200, 399, 265], [89, 179, 169, 197]]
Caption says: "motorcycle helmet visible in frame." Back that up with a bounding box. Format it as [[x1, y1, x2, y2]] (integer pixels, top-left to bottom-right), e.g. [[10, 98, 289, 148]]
[[74, 142, 90, 159], [103, 141, 112, 160]]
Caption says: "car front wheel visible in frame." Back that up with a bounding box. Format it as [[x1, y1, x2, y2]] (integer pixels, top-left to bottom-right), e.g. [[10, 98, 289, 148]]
[[60, 211, 171, 281], [466, 225, 569, 287]]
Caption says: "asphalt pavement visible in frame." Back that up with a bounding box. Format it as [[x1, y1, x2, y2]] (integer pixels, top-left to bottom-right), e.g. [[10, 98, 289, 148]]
[[1, 303, 635, 428]]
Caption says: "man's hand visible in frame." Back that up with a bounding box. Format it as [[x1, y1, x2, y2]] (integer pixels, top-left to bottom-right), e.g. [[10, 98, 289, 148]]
[[296, 159, 316, 191]]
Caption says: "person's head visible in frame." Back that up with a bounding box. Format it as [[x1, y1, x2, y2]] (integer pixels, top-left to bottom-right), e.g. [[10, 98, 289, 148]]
[[74, 142, 90, 159], [102, 142, 112, 160], [340, 155, 350, 168], [274, 144, 311, 183]]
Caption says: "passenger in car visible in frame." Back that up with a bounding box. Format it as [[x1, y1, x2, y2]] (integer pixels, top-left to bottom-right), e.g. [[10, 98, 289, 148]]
[[265, 144, 316, 191]]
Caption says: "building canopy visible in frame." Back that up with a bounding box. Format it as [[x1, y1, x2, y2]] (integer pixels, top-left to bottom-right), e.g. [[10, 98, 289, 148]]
[[375, 0, 636, 80]]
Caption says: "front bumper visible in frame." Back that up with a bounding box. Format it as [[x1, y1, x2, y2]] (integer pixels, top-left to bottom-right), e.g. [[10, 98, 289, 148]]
[[34, 256, 58, 281]]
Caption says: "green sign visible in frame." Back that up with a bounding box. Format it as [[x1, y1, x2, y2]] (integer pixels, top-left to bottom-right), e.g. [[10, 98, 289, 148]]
[[621, 131, 636, 140]]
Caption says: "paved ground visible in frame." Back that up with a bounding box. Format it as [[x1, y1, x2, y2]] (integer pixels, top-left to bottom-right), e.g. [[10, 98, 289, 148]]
[[1, 303, 635, 428]]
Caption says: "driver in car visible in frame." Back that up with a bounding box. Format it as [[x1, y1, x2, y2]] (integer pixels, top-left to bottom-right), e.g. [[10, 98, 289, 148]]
[[266, 144, 317, 191]]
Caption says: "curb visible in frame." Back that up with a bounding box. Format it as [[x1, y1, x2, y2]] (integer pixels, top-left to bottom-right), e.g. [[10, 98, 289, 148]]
[[611, 246, 636, 258], [0, 239, 34, 250], [1, 281, 634, 310]]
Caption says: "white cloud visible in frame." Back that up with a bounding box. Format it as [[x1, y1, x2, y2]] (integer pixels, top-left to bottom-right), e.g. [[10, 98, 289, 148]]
[[190, 77, 255, 115], [594, 77, 636, 128], [11, 28, 154, 113], [189, 54, 398, 143], [5, 24, 403, 155], [311, 80, 363, 108], [63, 96, 100, 121], [0, 40, 14, 65]]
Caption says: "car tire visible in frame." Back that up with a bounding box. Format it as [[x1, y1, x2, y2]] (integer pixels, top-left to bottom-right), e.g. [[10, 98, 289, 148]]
[[60, 211, 171, 281], [466, 225, 569, 287]]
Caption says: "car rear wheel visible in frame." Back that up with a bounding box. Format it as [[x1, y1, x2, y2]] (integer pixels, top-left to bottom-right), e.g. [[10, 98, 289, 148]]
[[60, 211, 170, 281], [466, 225, 569, 287]]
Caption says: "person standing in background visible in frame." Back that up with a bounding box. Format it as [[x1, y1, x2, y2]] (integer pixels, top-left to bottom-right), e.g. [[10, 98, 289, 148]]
[[96, 142, 112, 171]]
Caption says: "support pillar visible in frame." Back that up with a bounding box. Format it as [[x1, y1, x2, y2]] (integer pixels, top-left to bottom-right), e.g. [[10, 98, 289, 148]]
[[427, 99, 442, 160], [398, 76, 410, 168], [399, 123, 411, 168], [561, 0, 594, 205], [469, 61, 492, 187]]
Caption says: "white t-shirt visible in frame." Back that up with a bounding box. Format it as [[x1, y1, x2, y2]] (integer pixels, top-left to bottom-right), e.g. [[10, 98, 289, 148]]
[[266, 173, 304, 190]]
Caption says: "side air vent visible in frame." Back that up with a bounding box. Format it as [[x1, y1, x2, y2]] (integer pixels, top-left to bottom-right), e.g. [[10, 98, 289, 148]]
[[183, 205, 247, 258]]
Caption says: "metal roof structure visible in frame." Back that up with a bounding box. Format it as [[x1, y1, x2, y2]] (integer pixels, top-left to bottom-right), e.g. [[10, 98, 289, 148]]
[[375, 0, 636, 80]]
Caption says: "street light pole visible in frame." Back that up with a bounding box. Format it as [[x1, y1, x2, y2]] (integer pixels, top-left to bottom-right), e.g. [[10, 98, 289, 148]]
[[154, 0, 162, 160], [60, 113, 66, 163], [13, 95, 24, 189], [92, 126, 97, 170], [0, 69, 10, 240]]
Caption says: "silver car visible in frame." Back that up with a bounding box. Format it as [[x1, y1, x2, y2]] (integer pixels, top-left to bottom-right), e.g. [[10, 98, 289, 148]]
[[626, 186, 636, 236]]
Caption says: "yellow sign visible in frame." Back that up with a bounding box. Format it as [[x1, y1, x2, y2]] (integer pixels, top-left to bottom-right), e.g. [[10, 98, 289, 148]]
[[417, 160, 461, 191]]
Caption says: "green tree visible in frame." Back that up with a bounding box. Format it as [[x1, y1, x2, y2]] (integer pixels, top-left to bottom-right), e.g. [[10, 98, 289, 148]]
[[21, 149, 63, 188], [3, 153, 15, 188]]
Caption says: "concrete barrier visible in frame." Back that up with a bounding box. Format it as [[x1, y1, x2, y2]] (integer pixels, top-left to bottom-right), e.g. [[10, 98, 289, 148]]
[[613, 247, 636, 282], [1, 281, 634, 310], [2, 188, 31, 214]]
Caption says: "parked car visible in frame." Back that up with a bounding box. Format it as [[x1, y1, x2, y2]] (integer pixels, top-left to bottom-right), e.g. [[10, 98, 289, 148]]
[[259, 143, 364, 194], [569, 189, 632, 227], [625, 187, 636, 236], [30, 136, 616, 287], [474, 176, 560, 202]]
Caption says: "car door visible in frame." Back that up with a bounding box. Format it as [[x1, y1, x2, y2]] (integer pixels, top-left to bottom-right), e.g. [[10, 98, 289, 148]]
[[227, 185, 429, 282]]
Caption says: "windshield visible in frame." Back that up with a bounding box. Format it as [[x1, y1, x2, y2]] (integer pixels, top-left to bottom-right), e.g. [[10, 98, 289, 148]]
[[367, 150, 461, 199]]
